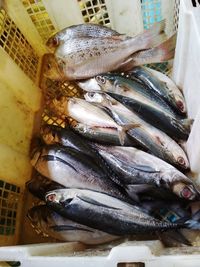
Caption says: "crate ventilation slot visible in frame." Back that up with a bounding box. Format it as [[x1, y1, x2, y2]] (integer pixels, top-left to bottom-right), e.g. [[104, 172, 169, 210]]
[[141, 0, 162, 29], [0, 8, 39, 81], [191, 0, 200, 7], [173, 0, 180, 32], [22, 0, 56, 42], [78, 0, 111, 26], [0, 180, 20, 236]]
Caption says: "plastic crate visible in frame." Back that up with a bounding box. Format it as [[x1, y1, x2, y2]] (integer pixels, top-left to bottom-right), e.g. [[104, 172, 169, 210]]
[[0, 0, 200, 266]]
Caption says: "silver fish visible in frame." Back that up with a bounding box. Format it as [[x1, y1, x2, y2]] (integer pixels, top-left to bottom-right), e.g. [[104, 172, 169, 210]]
[[80, 73, 190, 140], [94, 145, 199, 201], [127, 65, 185, 115], [85, 92, 189, 170], [31, 144, 130, 202], [145, 67, 186, 114], [67, 98, 138, 145], [27, 205, 119, 244], [44, 21, 165, 80], [45, 188, 186, 235]]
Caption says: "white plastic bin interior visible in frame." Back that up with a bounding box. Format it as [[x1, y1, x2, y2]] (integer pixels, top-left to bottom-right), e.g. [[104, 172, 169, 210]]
[[1, 0, 200, 266]]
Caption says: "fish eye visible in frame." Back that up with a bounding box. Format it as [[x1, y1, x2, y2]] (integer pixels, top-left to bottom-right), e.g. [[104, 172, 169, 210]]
[[52, 37, 58, 46], [96, 76, 106, 84], [88, 92, 95, 98], [46, 193, 56, 202], [177, 156, 185, 166], [181, 186, 193, 199]]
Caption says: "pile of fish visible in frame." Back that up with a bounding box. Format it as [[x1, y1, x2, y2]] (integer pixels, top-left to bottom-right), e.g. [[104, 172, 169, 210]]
[[27, 22, 200, 246]]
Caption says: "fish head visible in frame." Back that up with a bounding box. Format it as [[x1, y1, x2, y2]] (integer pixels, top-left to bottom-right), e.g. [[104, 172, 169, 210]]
[[77, 78, 102, 92], [42, 54, 65, 81], [40, 124, 60, 145], [95, 74, 115, 91], [172, 181, 200, 201]]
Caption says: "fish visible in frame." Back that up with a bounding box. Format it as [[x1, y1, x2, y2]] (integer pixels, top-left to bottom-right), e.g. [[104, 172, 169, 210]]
[[94, 145, 199, 201], [40, 124, 126, 187], [45, 20, 166, 80], [116, 34, 176, 71], [30, 144, 131, 202], [73, 123, 137, 146], [85, 92, 189, 170], [79, 73, 177, 117], [145, 66, 187, 114], [67, 98, 139, 145], [27, 205, 119, 244], [26, 173, 65, 201], [45, 188, 200, 235], [46, 23, 122, 49], [127, 66, 186, 116], [107, 92, 191, 140]]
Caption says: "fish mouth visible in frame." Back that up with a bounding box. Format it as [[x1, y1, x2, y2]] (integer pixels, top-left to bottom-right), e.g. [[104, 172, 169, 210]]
[[172, 182, 199, 201], [180, 185, 199, 201]]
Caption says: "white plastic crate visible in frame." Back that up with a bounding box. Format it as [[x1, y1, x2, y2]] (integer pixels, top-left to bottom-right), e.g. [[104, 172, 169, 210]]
[[0, 0, 200, 266]]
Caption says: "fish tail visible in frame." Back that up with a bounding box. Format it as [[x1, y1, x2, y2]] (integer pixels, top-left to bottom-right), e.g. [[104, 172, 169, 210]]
[[130, 33, 177, 67], [184, 210, 200, 229], [118, 123, 140, 145], [132, 19, 166, 51], [157, 230, 192, 247]]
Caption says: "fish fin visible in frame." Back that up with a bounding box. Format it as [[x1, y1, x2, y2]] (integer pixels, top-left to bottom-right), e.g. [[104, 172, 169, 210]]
[[77, 195, 121, 210], [181, 118, 194, 131], [133, 20, 166, 51], [118, 124, 140, 145], [157, 230, 192, 247]]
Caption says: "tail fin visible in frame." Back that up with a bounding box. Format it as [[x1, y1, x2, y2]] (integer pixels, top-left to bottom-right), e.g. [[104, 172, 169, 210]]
[[185, 210, 200, 229], [157, 230, 192, 247], [131, 34, 177, 67], [128, 20, 166, 52]]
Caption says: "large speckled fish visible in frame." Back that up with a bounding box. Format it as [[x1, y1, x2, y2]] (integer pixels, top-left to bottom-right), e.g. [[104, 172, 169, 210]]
[[44, 21, 166, 80]]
